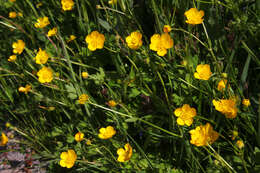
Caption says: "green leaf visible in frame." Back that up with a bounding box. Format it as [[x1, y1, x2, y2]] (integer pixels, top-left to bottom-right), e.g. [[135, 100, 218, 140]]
[[129, 88, 141, 98], [97, 17, 112, 32]]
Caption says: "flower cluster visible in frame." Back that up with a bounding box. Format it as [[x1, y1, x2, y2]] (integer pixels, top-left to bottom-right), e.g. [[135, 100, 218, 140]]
[[189, 123, 219, 147], [59, 149, 77, 168], [98, 126, 116, 139], [35, 48, 49, 64], [149, 33, 173, 56], [212, 99, 237, 118], [34, 16, 50, 28], [61, 0, 74, 11], [85, 31, 105, 51], [174, 104, 197, 126], [126, 31, 143, 50]]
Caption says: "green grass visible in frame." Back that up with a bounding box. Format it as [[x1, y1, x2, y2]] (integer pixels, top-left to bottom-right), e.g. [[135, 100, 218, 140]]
[[0, 0, 260, 172]]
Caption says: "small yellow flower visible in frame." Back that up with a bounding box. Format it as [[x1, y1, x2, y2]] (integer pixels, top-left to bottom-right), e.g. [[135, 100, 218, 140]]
[[109, 0, 117, 4], [61, 0, 74, 11], [18, 84, 31, 94], [184, 8, 204, 25], [81, 72, 88, 79], [0, 133, 8, 146], [18, 12, 23, 17], [217, 79, 228, 91], [108, 100, 117, 107], [59, 149, 77, 168], [231, 130, 238, 140], [149, 33, 173, 56], [67, 35, 76, 42], [236, 140, 244, 149], [194, 64, 212, 80], [221, 73, 228, 78], [78, 94, 89, 104], [34, 16, 50, 28], [74, 132, 84, 142], [5, 122, 11, 128], [37, 67, 53, 83], [36, 2, 43, 8], [85, 31, 105, 51], [47, 27, 57, 37], [242, 99, 250, 107], [12, 40, 25, 54], [125, 31, 143, 50], [163, 25, 172, 33], [8, 55, 17, 62], [9, 12, 17, 18], [189, 123, 219, 147], [212, 99, 237, 118], [9, 0, 16, 2], [35, 48, 49, 64], [98, 126, 116, 139], [174, 104, 197, 126], [117, 143, 133, 162], [86, 139, 91, 145]]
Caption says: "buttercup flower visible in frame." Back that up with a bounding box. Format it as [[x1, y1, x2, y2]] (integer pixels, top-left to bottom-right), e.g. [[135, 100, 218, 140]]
[[98, 126, 116, 139], [242, 99, 250, 107], [109, 0, 117, 4], [61, 0, 74, 11], [184, 8, 204, 25], [117, 143, 133, 162], [194, 64, 212, 80], [85, 31, 105, 51], [5, 122, 11, 128], [149, 33, 173, 56], [231, 130, 238, 140], [0, 133, 8, 146], [217, 79, 228, 91], [107, 100, 117, 107], [74, 132, 84, 142], [12, 40, 25, 54], [174, 104, 197, 126], [163, 25, 172, 33], [18, 84, 31, 94], [212, 99, 237, 118], [59, 149, 77, 168], [67, 35, 76, 42], [37, 67, 53, 83], [34, 16, 50, 28], [78, 94, 89, 104], [236, 140, 244, 149], [189, 123, 219, 147], [9, 12, 17, 18], [81, 72, 88, 79], [9, 0, 16, 2], [35, 48, 49, 64], [47, 27, 57, 37], [8, 55, 17, 62], [126, 31, 143, 50]]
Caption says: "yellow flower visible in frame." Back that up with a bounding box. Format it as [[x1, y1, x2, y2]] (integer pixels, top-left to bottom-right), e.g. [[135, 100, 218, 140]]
[[184, 8, 204, 25], [242, 99, 250, 107], [9, 12, 17, 18], [98, 126, 116, 139], [35, 48, 49, 64], [0, 133, 8, 146], [86, 139, 91, 145], [109, 0, 117, 4], [18, 12, 23, 17], [107, 100, 117, 107], [174, 104, 197, 126], [47, 27, 57, 37], [212, 99, 237, 118], [34, 16, 50, 28], [59, 149, 77, 168], [74, 132, 84, 142], [85, 31, 105, 51], [163, 25, 172, 33], [221, 73, 228, 78], [194, 64, 212, 80], [9, 0, 16, 2], [236, 140, 244, 149], [217, 79, 228, 91], [231, 130, 238, 140], [126, 31, 143, 50], [18, 84, 31, 94], [61, 0, 74, 11], [67, 35, 76, 42], [78, 94, 89, 104], [5, 122, 11, 128], [117, 143, 133, 162], [12, 40, 25, 54], [8, 55, 17, 62], [189, 123, 219, 147], [149, 33, 173, 56], [37, 67, 53, 83], [81, 72, 88, 79]]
